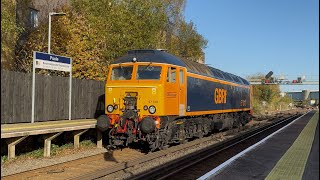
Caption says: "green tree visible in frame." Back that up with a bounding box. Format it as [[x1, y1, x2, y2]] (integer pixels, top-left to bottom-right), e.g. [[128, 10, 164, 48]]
[[15, 7, 108, 81], [15, 0, 208, 80], [72, 0, 207, 62], [175, 21, 207, 61], [249, 73, 293, 114], [159, 0, 186, 49], [72, 0, 168, 63], [1, 0, 23, 70]]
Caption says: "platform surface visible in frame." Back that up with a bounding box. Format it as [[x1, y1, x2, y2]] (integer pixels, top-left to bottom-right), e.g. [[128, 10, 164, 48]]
[[1, 119, 97, 138], [202, 110, 319, 180]]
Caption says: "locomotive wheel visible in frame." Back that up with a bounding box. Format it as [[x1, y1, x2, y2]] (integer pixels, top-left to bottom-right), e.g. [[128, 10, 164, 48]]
[[233, 118, 241, 128], [180, 138, 188, 144], [198, 131, 204, 138], [159, 133, 169, 150], [179, 129, 187, 144], [159, 140, 169, 150], [147, 130, 160, 151], [150, 139, 159, 151], [240, 112, 249, 126]]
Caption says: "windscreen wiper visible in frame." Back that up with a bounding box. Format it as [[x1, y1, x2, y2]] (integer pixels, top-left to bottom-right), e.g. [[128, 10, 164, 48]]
[[141, 62, 152, 71]]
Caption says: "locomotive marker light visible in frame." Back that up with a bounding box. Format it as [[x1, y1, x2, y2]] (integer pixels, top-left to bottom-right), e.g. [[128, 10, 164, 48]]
[[107, 105, 114, 113], [132, 57, 137, 62], [32, 51, 72, 123], [149, 105, 156, 114]]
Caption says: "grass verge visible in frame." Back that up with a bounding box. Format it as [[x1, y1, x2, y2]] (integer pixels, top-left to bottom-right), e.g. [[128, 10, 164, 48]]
[[1, 140, 96, 164]]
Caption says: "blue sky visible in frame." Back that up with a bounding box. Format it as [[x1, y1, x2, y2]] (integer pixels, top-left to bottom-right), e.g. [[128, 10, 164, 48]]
[[184, 0, 319, 92]]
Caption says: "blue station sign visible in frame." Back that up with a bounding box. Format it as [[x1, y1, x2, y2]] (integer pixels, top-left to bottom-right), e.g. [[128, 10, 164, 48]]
[[34, 51, 71, 72]]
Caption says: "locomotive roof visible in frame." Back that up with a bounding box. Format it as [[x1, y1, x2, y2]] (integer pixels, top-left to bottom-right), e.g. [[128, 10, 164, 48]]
[[114, 49, 186, 67], [113, 49, 250, 85]]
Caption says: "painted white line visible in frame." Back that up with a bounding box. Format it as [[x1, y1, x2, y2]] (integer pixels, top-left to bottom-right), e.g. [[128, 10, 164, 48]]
[[197, 111, 310, 180]]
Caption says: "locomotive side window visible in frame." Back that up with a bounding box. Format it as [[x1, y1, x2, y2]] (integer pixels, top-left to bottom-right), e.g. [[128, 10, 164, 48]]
[[111, 65, 133, 80], [179, 69, 184, 84], [136, 65, 162, 80], [167, 67, 176, 83]]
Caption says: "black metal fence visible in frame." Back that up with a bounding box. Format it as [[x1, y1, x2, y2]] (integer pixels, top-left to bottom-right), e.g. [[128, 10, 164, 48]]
[[1, 70, 106, 124]]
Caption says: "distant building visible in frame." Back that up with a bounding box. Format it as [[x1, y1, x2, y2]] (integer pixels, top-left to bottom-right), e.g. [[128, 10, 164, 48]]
[[285, 90, 319, 105], [14, 0, 70, 61], [16, 0, 70, 31]]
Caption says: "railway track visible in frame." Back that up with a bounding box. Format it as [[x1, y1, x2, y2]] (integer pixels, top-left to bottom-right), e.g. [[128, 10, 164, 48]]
[[72, 113, 302, 180], [131, 113, 304, 180], [2, 148, 145, 180], [1, 111, 303, 180]]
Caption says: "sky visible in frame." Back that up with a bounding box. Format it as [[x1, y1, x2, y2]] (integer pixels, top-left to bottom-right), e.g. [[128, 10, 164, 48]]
[[184, 0, 319, 92]]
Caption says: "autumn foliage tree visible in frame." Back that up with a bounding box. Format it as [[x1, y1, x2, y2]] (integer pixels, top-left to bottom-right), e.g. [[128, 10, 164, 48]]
[[15, 6, 108, 80], [15, 0, 207, 80], [1, 0, 23, 70], [248, 73, 293, 114]]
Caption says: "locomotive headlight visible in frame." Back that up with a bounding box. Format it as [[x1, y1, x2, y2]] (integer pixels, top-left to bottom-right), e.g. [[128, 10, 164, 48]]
[[148, 105, 156, 114], [107, 105, 114, 113], [143, 105, 148, 110], [114, 104, 118, 110]]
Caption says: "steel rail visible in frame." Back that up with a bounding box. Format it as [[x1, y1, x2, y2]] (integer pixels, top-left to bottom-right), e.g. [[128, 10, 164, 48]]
[[70, 114, 301, 180], [131, 114, 302, 180]]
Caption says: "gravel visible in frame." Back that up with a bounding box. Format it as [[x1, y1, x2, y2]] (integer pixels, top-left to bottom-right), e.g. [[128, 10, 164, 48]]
[[1, 147, 108, 177], [100, 109, 307, 179], [100, 132, 239, 180], [1, 108, 306, 178]]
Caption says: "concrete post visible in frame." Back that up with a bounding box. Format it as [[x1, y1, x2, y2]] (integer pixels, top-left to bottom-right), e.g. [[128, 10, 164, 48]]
[[302, 90, 311, 100], [73, 129, 89, 149], [97, 129, 103, 148], [6, 136, 28, 159], [44, 132, 62, 157]]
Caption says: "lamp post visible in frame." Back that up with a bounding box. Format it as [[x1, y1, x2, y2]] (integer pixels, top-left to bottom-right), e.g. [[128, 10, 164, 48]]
[[48, 12, 66, 53]]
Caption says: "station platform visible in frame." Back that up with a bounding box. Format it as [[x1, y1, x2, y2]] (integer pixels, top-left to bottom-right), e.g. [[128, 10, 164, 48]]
[[199, 110, 319, 180], [1, 119, 97, 138], [1, 119, 100, 159]]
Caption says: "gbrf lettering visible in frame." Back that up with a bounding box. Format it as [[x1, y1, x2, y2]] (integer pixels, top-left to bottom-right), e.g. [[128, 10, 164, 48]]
[[214, 88, 227, 104]]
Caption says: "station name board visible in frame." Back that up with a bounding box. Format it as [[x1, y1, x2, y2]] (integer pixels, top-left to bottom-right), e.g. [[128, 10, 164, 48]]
[[34, 52, 71, 72]]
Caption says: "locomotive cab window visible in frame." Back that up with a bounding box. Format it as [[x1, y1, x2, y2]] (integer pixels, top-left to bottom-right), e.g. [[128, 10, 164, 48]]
[[111, 65, 133, 80], [167, 67, 176, 83], [136, 65, 162, 80]]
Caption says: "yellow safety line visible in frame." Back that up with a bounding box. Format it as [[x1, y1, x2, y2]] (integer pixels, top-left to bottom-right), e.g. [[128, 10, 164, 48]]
[[1, 120, 96, 132], [265, 111, 319, 180]]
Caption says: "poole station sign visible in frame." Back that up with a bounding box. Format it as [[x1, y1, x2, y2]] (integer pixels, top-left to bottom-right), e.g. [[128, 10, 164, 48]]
[[32, 51, 72, 123]]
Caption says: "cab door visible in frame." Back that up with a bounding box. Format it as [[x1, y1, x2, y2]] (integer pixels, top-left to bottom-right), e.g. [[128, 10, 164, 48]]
[[178, 67, 186, 116], [164, 66, 179, 115]]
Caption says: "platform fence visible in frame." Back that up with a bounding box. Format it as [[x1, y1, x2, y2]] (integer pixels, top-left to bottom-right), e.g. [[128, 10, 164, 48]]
[[1, 70, 106, 124]]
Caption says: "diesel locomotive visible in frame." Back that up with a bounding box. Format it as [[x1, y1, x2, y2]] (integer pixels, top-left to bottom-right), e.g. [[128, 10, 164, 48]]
[[97, 49, 252, 151]]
